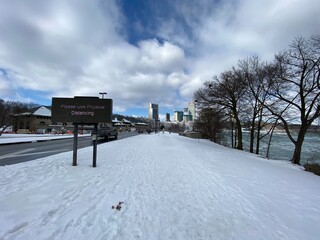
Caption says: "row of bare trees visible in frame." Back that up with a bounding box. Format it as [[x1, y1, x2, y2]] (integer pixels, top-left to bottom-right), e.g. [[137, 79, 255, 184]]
[[194, 35, 320, 165], [0, 99, 39, 136]]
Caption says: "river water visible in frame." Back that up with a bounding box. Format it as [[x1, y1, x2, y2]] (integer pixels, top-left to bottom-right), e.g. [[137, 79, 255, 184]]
[[220, 131, 320, 165]]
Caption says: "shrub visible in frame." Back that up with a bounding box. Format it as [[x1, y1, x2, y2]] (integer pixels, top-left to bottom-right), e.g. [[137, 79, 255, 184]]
[[304, 163, 320, 176]]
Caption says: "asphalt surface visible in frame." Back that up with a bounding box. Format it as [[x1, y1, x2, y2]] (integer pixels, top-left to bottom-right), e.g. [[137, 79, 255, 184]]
[[0, 131, 139, 166]]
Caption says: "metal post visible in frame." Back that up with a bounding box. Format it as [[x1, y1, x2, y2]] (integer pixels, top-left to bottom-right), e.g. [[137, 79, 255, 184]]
[[93, 123, 98, 167], [73, 124, 78, 166], [231, 120, 234, 148]]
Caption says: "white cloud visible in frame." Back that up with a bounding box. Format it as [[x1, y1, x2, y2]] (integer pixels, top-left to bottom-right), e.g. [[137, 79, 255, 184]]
[[138, 40, 185, 73], [0, 73, 11, 97], [0, 0, 319, 115], [79, 39, 187, 111], [168, 0, 320, 95]]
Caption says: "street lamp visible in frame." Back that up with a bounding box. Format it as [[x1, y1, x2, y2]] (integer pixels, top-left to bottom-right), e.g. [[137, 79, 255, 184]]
[[99, 92, 107, 99], [99, 92, 107, 128], [194, 99, 198, 120]]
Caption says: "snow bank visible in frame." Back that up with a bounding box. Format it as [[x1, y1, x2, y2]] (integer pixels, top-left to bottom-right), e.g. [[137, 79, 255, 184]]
[[0, 133, 319, 240], [0, 134, 88, 145]]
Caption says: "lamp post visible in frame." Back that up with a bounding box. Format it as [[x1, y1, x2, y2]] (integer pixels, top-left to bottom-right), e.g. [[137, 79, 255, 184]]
[[99, 92, 107, 99], [99, 92, 107, 128], [194, 99, 198, 120], [231, 112, 235, 148], [192, 99, 198, 132]]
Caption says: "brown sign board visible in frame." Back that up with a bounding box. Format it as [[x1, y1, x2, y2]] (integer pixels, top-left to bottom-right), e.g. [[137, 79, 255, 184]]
[[52, 97, 112, 124]]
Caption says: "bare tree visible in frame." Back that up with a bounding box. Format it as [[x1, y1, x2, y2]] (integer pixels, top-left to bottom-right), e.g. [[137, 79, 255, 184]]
[[195, 69, 247, 150], [212, 70, 247, 150], [239, 57, 280, 154], [238, 56, 264, 153], [0, 99, 9, 135], [194, 107, 226, 143], [0, 99, 39, 135], [261, 35, 320, 165], [1, 99, 26, 135]]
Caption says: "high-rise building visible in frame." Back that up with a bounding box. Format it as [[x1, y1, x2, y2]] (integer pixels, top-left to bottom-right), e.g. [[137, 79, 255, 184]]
[[148, 103, 159, 120], [174, 110, 183, 122], [188, 102, 196, 121], [173, 102, 197, 123], [183, 107, 190, 122], [166, 113, 170, 122]]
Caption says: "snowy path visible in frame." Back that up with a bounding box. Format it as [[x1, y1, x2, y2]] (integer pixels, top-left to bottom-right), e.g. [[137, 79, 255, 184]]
[[0, 133, 319, 240]]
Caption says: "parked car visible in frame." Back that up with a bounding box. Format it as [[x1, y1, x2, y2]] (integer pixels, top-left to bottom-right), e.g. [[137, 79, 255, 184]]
[[92, 126, 118, 142]]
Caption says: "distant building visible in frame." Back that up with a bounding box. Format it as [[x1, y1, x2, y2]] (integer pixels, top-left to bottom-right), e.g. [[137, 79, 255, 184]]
[[135, 122, 149, 133], [148, 103, 160, 131], [183, 108, 191, 122], [12, 105, 78, 134], [148, 103, 159, 121], [174, 102, 196, 123], [166, 113, 170, 122], [13, 106, 52, 133], [174, 110, 183, 122], [188, 102, 196, 121]]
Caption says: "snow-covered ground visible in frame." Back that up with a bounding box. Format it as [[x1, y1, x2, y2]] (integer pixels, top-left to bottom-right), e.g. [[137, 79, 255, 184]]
[[0, 133, 319, 240]]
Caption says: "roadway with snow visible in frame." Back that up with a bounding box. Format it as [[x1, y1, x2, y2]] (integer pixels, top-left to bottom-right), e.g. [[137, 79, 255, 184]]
[[0, 134, 78, 145], [0, 133, 319, 240]]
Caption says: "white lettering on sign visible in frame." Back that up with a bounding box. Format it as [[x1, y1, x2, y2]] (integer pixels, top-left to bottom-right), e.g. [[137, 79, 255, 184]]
[[77, 105, 86, 109], [87, 105, 105, 110], [71, 111, 95, 116], [61, 104, 105, 111], [61, 104, 76, 109]]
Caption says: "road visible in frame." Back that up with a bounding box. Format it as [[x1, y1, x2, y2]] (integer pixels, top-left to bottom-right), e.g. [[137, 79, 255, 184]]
[[0, 131, 139, 166]]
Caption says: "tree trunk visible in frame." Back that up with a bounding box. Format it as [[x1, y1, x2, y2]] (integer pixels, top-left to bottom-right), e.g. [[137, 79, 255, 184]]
[[235, 117, 243, 150], [266, 125, 275, 159], [231, 120, 234, 148], [249, 118, 255, 153], [291, 144, 302, 165], [255, 126, 260, 155], [255, 112, 263, 155], [291, 129, 307, 165]]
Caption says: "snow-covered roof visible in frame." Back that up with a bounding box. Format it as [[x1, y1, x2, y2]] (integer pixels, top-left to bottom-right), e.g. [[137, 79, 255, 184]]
[[114, 122, 125, 126], [16, 106, 52, 117], [112, 117, 120, 123], [135, 122, 148, 126], [122, 118, 132, 123], [33, 106, 51, 117]]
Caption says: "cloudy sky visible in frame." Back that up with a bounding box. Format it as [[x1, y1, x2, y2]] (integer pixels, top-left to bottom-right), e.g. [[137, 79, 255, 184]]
[[0, 0, 319, 118]]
